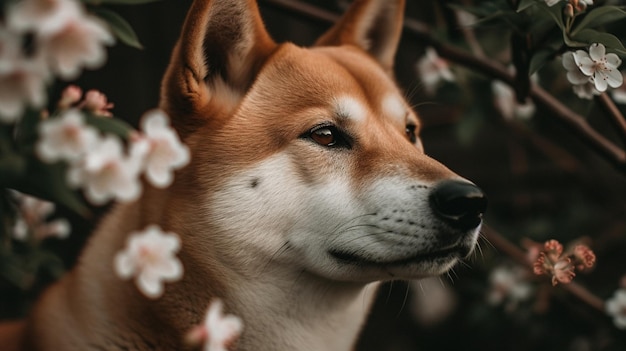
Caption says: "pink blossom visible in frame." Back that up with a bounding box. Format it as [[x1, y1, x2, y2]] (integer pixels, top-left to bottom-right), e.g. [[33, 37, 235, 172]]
[[38, 14, 114, 80], [81, 89, 114, 116], [36, 109, 99, 163], [8, 0, 114, 80], [532, 239, 596, 286], [58, 85, 83, 109], [0, 28, 48, 123], [573, 245, 596, 270], [551, 258, 576, 286], [11, 191, 70, 241], [186, 299, 243, 351], [133, 110, 190, 188], [416, 47, 455, 95], [67, 134, 143, 205], [114, 225, 183, 299]]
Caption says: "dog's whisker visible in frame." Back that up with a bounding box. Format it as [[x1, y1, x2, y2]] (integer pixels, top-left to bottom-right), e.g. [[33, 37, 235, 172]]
[[395, 282, 411, 319]]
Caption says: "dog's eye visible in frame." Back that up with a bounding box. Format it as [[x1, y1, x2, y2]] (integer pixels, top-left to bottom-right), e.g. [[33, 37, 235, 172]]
[[312, 127, 335, 146], [306, 125, 351, 149], [405, 124, 417, 144]]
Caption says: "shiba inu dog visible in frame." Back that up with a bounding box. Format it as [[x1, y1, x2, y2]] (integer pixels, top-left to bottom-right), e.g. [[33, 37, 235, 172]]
[[2, 0, 486, 350]]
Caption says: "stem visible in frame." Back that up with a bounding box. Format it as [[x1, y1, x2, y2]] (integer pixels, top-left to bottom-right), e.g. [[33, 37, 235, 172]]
[[595, 93, 626, 146], [258, 0, 626, 174]]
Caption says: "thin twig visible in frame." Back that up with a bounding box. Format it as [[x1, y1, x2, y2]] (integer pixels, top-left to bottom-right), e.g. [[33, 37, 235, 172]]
[[259, 0, 626, 174], [595, 93, 626, 146]]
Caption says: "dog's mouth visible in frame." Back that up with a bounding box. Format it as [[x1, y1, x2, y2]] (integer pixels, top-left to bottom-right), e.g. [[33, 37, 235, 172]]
[[328, 245, 470, 267]]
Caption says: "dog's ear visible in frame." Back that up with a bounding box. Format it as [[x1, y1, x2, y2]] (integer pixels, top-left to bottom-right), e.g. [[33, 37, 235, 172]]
[[315, 0, 405, 73], [160, 0, 276, 136]]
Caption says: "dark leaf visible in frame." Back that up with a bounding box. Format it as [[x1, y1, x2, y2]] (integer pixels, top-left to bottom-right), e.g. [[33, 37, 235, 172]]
[[92, 7, 143, 49]]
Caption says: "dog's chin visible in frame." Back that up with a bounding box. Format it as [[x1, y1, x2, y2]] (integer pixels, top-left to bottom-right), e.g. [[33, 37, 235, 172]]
[[322, 244, 474, 281]]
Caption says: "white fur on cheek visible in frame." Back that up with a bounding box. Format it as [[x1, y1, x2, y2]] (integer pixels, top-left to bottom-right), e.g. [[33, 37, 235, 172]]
[[207, 153, 363, 274]]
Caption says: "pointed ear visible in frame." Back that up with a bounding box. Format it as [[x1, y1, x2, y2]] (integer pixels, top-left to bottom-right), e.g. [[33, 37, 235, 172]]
[[315, 0, 405, 73], [160, 0, 276, 135]]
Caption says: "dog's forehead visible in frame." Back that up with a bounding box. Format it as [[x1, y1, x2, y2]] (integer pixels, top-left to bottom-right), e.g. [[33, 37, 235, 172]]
[[255, 44, 410, 124]]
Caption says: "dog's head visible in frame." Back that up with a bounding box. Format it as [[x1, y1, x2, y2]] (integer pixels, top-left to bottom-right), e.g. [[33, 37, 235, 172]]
[[161, 0, 486, 283]]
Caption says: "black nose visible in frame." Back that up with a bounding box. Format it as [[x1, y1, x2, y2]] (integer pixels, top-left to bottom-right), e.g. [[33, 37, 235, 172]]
[[429, 180, 487, 231]]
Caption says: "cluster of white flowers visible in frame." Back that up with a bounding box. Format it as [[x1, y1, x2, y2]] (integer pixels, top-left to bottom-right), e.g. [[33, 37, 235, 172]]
[[562, 43, 623, 99], [36, 100, 190, 205], [0, 0, 114, 123], [492, 80, 536, 120], [416, 47, 455, 96], [487, 264, 533, 311], [606, 289, 626, 329], [11, 191, 70, 242]]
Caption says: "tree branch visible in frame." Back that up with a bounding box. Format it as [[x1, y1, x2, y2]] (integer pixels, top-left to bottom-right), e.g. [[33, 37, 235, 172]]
[[259, 0, 626, 174]]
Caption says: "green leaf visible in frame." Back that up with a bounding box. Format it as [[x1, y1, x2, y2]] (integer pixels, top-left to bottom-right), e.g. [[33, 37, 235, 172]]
[[14, 161, 91, 217], [517, 0, 538, 13], [92, 8, 143, 49], [529, 48, 555, 75], [571, 6, 626, 36], [570, 29, 626, 57], [537, 2, 565, 30], [84, 113, 135, 139], [83, 0, 162, 5]]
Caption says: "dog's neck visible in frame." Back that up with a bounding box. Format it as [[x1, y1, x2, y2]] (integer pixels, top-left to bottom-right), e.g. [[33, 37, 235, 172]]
[[225, 268, 378, 351], [29, 191, 378, 351]]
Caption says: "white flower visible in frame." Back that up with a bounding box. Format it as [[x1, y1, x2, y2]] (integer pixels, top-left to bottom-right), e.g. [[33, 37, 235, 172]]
[[487, 265, 533, 311], [67, 134, 143, 205], [491, 80, 536, 120], [606, 289, 626, 329], [572, 82, 601, 100], [187, 299, 244, 351], [611, 86, 626, 104], [410, 278, 457, 326], [0, 28, 48, 123], [573, 43, 623, 92], [36, 109, 99, 163], [416, 47, 455, 95], [11, 191, 70, 241], [114, 225, 183, 299], [7, 0, 81, 34], [133, 110, 190, 188], [8, 0, 115, 80]]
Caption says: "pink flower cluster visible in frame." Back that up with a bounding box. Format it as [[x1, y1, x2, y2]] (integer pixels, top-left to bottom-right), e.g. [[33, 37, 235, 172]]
[[532, 240, 596, 286], [0, 0, 114, 123], [36, 87, 190, 205]]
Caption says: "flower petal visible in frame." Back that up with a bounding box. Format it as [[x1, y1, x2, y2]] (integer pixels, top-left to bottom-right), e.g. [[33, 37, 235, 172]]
[[593, 75, 608, 92], [605, 53, 622, 69], [137, 271, 163, 299], [589, 43, 606, 61], [605, 68, 624, 89]]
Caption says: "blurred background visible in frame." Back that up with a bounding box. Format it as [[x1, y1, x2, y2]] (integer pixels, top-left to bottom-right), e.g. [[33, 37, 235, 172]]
[[2, 0, 626, 350]]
